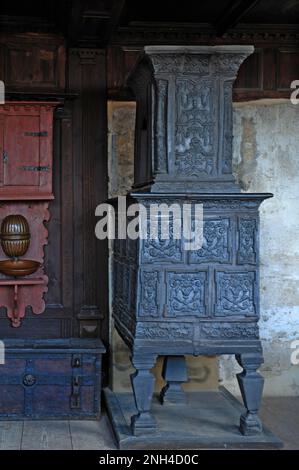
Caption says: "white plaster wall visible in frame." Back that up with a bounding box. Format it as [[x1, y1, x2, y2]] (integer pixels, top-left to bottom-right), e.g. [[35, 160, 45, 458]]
[[220, 99, 299, 396], [108, 99, 299, 396]]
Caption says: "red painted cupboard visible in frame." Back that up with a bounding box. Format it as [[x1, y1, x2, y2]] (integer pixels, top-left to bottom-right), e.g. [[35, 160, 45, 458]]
[[0, 102, 56, 200]]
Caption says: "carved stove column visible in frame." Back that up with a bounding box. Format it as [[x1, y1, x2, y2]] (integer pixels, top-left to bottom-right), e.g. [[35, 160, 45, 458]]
[[160, 356, 188, 405], [130, 353, 157, 435], [236, 352, 264, 435], [110, 46, 273, 439]]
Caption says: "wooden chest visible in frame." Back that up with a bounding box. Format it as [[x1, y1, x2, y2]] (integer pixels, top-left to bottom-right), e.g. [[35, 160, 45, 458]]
[[0, 339, 105, 419]]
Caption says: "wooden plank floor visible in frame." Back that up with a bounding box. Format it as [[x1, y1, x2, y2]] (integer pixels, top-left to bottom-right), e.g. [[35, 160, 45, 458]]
[[260, 397, 299, 450], [0, 398, 298, 450], [0, 415, 116, 450]]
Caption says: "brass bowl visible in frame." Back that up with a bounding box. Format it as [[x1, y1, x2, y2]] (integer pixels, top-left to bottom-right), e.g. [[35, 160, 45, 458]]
[[0, 259, 40, 277], [0, 214, 30, 257]]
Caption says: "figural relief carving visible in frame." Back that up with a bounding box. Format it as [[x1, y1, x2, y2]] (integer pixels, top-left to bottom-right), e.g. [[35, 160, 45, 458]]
[[140, 270, 160, 316], [189, 218, 230, 263], [175, 79, 215, 176], [167, 272, 206, 316], [215, 271, 256, 316], [142, 219, 183, 263], [238, 218, 257, 265]]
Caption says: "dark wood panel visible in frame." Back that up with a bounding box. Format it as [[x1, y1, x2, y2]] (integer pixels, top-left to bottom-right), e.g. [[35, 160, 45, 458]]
[[0, 33, 65, 91], [43, 105, 74, 337], [234, 49, 263, 90], [45, 109, 63, 309], [235, 47, 299, 100], [277, 48, 299, 90], [262, 48, 277, 91], [0, 313, 72, 338], [107, 46, 140, 99], [68, 49, 108, 353], [60, 106, 74, 311]]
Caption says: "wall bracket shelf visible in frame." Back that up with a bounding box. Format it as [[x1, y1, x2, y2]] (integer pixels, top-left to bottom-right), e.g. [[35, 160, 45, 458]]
[[0, 276, 48, 327]]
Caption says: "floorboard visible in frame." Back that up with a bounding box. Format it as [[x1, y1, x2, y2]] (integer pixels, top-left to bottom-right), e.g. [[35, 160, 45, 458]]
[[0, 421, 23, 450], [0, 398, 297, 450], [70, 416, 116, 450], [260, 397, 299, 450], [21, 420, 72, 450]]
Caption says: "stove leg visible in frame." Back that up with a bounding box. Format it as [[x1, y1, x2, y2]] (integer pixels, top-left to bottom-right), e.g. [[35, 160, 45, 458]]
[[236, 352, 264, 436], [160, 355, 188, 405], [130, 353, 157, 436]]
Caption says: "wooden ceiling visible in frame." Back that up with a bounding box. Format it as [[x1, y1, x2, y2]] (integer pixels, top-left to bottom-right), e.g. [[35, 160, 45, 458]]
[[0, 0, 299, 46]]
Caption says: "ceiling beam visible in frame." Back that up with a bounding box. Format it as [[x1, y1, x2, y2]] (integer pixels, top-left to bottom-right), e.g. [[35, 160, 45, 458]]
[[101, 0, 126, 45], [215, 0, 261, 36], [68, 0, 85, 44], [68, 0, 125, 47]]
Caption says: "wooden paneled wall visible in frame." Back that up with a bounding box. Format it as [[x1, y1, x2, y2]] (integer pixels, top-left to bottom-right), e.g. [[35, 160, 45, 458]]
[[107, 44, 299, 101], [234, 46, 299, 100], [0, 35, 108, 360], [67, 48, 108, 352]]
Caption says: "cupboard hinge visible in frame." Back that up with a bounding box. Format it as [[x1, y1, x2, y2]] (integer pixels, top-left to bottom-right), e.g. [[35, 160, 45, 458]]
[[21, 165, 50, 172], [24, 131, 48, 137]]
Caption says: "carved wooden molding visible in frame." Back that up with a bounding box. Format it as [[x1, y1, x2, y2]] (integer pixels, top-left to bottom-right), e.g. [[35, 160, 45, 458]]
[[112, 23, 299, 46], [70, 48, 105, 65]]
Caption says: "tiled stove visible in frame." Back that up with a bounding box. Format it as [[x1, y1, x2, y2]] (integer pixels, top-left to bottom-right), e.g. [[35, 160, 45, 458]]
[[105, 46, 280, 448]]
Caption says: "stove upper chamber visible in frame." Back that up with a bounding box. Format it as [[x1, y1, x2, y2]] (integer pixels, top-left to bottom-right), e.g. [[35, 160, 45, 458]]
[[128, 45, 254, 193]]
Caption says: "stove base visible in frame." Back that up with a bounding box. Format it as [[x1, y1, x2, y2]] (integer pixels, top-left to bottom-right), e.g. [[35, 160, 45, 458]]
[[104, 387, 283, 450]]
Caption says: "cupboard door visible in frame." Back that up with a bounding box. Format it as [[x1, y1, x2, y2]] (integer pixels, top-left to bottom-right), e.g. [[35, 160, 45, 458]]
[[0, 102, 56, 199], [4, 114, 40, 187], [0, 114, 4, 185]]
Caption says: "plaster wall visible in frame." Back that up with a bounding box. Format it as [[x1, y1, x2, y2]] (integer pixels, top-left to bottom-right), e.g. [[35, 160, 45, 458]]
[[220, 99, 299, 396], [108, 99, 299, 396]]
